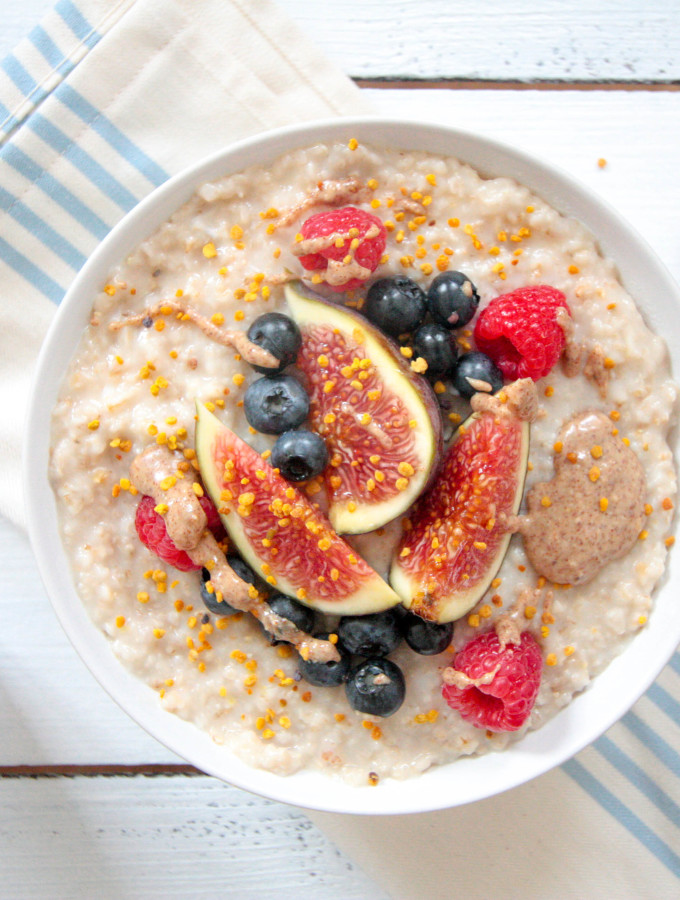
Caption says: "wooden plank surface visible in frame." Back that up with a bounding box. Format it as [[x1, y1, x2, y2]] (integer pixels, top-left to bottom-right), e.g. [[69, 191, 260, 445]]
[[2, 2, 680, 899], [278, 0, 680, 83], [0, 774, 389, 900]]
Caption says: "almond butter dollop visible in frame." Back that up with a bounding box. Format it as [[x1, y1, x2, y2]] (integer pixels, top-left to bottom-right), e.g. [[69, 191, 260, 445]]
[[129, 445, 340, 662], [509, 410, 646, 585]]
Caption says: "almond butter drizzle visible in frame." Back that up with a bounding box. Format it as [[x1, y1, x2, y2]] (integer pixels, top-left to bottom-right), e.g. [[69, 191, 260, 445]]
[[109, 300, 278, 369], [291, 224, 380, 288], [558, 308, 611, 397], [129, 445, 340, 662], [273, 178, 369, 229], [470, 378, 539, 423]]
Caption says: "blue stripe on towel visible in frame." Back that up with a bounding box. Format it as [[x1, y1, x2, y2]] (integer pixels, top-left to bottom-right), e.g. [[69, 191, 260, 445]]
[[563, 757, 680, 877], [594, 733, 680, 828], [56, 84, 170, 187], [667, 648, 680, 676], [56, 0, 100, 49], [0, 236, 64, 302], [0, 60, 54, 140], [647, 681, 680, 724], [1, 144, 109, 239], [28, 113, 139, 211], [0, 185, 86, 269], [29, 25, 65, 70], [1, 56, 37, 97], [623, 709, 680, 778]]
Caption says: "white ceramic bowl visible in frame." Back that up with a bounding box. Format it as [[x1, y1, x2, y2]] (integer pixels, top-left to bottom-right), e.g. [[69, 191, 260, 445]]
[[24, 118, 680, 815]]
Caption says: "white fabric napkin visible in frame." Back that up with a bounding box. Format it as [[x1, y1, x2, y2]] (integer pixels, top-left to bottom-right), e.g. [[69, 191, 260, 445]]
[[0, 0, 370, 527], [2, 4, 679, 897]]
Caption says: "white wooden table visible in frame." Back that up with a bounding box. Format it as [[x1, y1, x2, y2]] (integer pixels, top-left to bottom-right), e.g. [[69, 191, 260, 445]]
[[2, 2, 680, 898]]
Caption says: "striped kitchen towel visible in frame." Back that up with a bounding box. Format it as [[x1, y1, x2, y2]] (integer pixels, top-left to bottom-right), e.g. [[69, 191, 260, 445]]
[[311, 647, 680, 898], [0, 0, 370, 527]]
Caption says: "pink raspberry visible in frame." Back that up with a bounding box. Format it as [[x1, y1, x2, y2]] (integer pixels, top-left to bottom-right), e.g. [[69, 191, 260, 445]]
[[442, 630, 542, 732], [297, 206, 386, 292], [473, 285, 570, 380], [134, 493, 223, 572]]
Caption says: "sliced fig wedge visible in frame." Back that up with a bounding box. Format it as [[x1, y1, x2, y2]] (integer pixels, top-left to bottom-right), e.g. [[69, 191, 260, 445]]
[[389, 407, 530, 623], [285, 282, 442, 534], [195, 403, 400, 616]]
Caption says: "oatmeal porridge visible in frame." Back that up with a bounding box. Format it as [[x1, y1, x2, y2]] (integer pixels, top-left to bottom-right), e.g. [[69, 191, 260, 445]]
[[49, 139, 678, 785]]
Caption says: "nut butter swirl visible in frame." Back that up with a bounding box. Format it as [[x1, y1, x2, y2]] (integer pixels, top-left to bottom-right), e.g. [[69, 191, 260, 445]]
[[130, 445, 340, 662], [509, 410, 646, 585], [110, 300, 278, 370]]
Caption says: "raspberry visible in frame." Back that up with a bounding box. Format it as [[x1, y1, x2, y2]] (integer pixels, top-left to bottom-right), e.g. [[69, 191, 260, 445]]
[[297, 206, 386, 292], [441, 630, 542, 732], [134, 494, 223, 572], [473, 285, 570, 380]]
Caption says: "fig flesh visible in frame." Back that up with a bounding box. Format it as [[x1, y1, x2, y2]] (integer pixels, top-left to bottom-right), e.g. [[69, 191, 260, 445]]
[[285, 282, 442, 534], [195, 403, 400, 616], [390, 408, 529, 622]]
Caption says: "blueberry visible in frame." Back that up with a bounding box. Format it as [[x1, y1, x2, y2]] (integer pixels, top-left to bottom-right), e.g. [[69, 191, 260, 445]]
[[298, 634, 352, 687], [412, 323, 458, 377], [247, 312, 302, 375], [401, 611, 453, 655], [453, 351, 504, 399], [200, 564, 241, 615], [243, 374, 310, 434], [337, 609, 403, 657], [262, 593, 316, 645], [271, 429, 328, 482], [345, 658, 406, 717], [364, 276, 427, 337], [427, 271, 480, 329]]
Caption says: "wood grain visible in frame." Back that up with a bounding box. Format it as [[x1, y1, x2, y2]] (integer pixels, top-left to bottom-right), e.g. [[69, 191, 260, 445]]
[[278, 0, 680, 82], [0, 774, 390, 900], [357, 79, 680, 91]]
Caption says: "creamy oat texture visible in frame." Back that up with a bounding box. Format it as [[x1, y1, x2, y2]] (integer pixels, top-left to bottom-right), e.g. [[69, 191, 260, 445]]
[[50, 141, 678, 785]]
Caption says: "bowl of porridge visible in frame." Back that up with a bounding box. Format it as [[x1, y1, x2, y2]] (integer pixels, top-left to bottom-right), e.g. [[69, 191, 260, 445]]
[[25, 118, 680, 814]]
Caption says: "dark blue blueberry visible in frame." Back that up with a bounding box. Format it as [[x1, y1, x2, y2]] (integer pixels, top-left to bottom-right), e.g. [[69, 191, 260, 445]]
[[345, 658, 406, 717], [427, 271, 480, 329], [243, 374, 310, 434], [262, 593, 317, 645], [401, 611, 454, 655], [247, 312, 302, 375], [453, 351, 504, 399], [200, 564, 240, 616], [297, 634, 351, 687], [412, 323, 458, 377], [271, 429, 328, 482], [364, 276, 427, 337], [337, 609, 403, 657]]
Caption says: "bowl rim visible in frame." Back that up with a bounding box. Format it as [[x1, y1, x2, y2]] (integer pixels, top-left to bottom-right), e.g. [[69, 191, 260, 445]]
[[24, 115, 680, 815]]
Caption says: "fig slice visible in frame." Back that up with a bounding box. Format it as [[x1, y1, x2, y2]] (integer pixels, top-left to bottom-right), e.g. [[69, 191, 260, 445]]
[[285, 282, 442, 534], [195, 402, 400, 616], [389, 407, 529, 623]]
